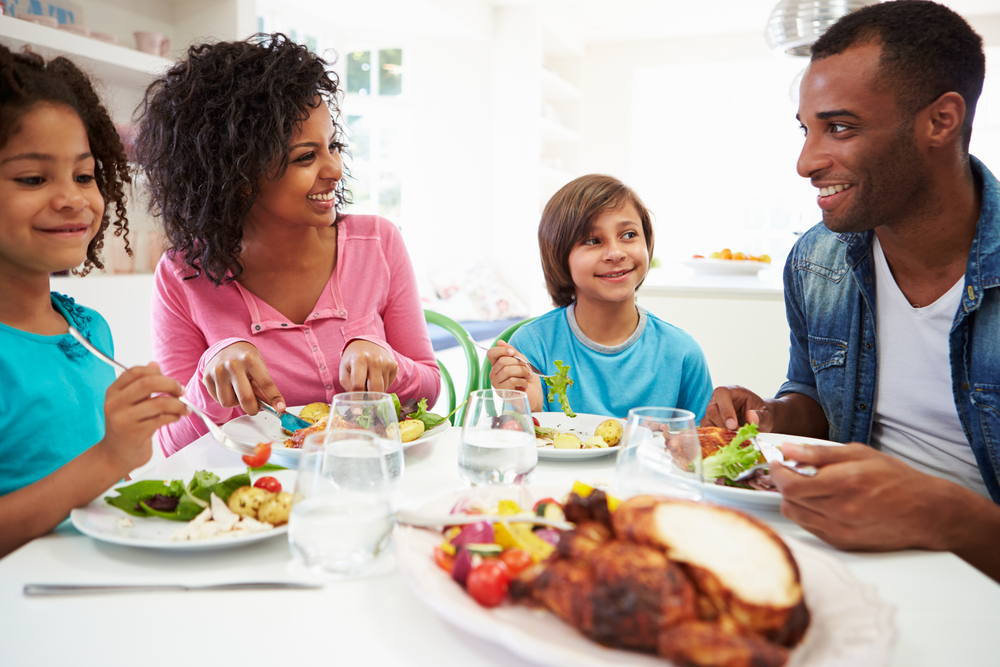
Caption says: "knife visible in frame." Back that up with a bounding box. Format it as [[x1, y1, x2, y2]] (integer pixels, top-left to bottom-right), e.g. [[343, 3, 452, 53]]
[[257, 400, 311, 433], [757, 439, 818, 477], [24, 582, 323, 596]]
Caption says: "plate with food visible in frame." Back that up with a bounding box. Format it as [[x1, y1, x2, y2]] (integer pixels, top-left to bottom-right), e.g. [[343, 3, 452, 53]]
[[395, 483, 894, 667], [70, 467, 294, 550], [221, 395, 451, 459], [533, 412, 623, 460], [696, 426, 842, 510], [681, 257, 772, 275]]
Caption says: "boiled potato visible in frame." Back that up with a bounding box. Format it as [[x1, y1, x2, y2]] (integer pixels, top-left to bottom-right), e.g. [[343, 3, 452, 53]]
[[553, 433, 582, 449], [583, 435, 607, 449], [595, 419, 623, 446], [227, 486, 272, 519], [257, 491, 293, 526], [298, 402, 331, 424], [399, 419, 425, 443]]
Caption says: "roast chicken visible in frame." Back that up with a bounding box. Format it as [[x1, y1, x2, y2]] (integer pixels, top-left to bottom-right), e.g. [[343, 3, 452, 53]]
[[511, 491, 809, 667]]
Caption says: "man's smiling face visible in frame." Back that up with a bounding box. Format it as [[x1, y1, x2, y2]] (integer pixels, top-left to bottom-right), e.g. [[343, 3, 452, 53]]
[[796, 42, 931, 234]]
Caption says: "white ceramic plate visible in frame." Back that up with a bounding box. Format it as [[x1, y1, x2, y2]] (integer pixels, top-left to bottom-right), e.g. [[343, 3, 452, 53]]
[[534, 412, 622, 460], [700, 433, 843, 511], [681, 258, 772, 275], [395, 488, 895, 667], [221, 405, 451, 459], [70, 468, 293, 551]]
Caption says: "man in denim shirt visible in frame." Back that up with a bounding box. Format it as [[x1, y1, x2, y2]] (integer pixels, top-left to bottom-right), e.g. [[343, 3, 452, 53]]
[[704, 1, 1000, 581]]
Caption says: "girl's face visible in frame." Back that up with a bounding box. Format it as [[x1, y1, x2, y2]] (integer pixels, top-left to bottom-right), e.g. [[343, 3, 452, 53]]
[[0, 103, 104, 278], [567, 202, 649, 309], [248, 101, 343, 231]]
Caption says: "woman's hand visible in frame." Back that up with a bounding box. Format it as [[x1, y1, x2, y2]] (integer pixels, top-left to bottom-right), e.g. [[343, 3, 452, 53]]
[[99, 362, 188, 470], [203, 342, 285, 415], [340, 340, 398, 392], [487, 343, 544, 412]]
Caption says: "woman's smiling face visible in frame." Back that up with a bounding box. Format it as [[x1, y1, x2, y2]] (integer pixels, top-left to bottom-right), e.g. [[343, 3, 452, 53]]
[[248, 101, 343, 230], [567, 202, 649, 308]]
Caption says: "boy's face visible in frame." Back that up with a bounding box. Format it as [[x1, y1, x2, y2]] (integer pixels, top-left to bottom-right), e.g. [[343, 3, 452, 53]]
[[567, 202, 649, 309], [0, 103, 104, 278]]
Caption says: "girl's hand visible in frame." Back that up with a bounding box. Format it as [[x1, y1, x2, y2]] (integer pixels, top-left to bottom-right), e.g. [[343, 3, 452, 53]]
[[341, 340, 398, 393], [487, 343, 544, 411], [203, 342, 285, 415], [99, 363, 188, 470]]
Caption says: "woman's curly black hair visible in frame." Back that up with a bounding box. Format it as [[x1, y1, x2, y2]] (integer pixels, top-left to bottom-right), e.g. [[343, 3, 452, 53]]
[[134, 33, 349, 286], [0, 44, 131, 275]]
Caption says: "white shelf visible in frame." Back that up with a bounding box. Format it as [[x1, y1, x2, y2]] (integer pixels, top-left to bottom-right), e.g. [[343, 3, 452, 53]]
[[0, 16, 171, 90], [540, 67, 581, 101]]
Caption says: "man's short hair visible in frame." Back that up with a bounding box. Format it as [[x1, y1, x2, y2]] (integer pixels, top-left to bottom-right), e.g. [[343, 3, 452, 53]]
[[811, 0, 985, 152]]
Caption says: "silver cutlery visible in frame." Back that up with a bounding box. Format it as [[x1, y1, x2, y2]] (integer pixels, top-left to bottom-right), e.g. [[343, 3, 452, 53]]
[[467, 336, 557, 379], [395, 508, 574, 531], [257, 399, 311, 433], [732, 438, 819, 482], [67, 326, 261, 458], [24, 582, 322, 596]]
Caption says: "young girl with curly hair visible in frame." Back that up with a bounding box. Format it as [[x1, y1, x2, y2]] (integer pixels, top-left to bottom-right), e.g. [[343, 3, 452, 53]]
[[487, 175, 713, 419], [0, 45, 187, 555], [135, 34, 440, 455]]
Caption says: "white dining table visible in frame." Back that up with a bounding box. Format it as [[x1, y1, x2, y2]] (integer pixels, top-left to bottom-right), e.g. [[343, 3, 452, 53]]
[[1, 427, 998, 666]]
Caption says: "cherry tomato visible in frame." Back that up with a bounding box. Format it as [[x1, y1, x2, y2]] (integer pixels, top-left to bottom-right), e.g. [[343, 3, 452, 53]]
[[532, 497, 561, 513], [499, 549, 533, 577], [500, 420, 522, 432], [466, 560, 509, 607], [532, 416, 540, 427], [253, 476, 282, 493], [242, 442, 272, 468], [433, 546, 454, 573]]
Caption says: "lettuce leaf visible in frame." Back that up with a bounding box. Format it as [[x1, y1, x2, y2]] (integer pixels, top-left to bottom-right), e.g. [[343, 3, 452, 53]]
[[544, 360, 576, 418], [703, 424, 762, 481], [408, 397, 447, 431]]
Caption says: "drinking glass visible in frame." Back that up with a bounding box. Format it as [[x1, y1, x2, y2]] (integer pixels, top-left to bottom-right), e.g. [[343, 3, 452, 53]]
[[615, 407, 702, 501], [288, 430, 395, 578], [458, 389, 537, 486], [330, 392, 404, 488]]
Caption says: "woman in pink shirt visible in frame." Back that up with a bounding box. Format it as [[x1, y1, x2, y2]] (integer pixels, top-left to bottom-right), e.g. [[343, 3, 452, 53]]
[[135, 35, 439, 455]]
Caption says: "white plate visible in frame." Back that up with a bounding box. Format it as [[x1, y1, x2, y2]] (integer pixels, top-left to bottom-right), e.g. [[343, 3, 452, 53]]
[[681, 258, 772, 275], [700, 433, 843, 511], [534, 412, 622, 460], [221, 405, 452, 459], [395, 488, 895, 667], [71, 468, 293, 551]]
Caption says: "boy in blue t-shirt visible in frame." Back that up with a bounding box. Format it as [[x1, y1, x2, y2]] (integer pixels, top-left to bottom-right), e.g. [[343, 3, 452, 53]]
[[487, 175, 713, 420]]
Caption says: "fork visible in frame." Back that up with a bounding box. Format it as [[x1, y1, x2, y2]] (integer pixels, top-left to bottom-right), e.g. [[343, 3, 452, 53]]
[[67, 326, 260, 457], [733, 459, 819, 481], [466, 336, 557, 379]]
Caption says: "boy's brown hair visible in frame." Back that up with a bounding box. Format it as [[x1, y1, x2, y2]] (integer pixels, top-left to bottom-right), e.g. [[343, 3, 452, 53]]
[[538, 174, 655, 307]]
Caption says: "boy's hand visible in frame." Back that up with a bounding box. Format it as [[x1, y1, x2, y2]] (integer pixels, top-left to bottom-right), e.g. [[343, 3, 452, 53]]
[[99, 362, 188, 470], [487, 343, 543, 411]]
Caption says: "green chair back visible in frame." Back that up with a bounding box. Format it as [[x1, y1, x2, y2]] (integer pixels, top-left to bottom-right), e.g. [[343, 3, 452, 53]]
[[424, 310, 480, 425], [479, 317, 536, 390]]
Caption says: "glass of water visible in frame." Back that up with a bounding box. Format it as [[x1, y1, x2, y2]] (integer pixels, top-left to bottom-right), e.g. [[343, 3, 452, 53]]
[[615, 407, 702, 501], [288, 430, 396, 578], [458, 389, 537, 486], [330, 392, 404, 488]]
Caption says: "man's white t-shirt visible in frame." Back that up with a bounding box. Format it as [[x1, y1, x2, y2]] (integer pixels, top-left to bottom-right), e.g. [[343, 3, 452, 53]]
[[871, 236, 989, 498]]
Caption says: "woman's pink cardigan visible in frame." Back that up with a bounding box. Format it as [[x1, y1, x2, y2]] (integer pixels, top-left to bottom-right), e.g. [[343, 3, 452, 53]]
[[152, 215, 440, 456]]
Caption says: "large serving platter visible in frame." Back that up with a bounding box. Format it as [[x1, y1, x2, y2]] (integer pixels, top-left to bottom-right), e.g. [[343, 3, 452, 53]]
[[395, 487, 896, 667]]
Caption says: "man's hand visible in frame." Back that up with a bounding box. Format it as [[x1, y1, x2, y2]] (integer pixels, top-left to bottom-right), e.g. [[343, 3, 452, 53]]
[[340, 340, 398, 393], [774, 443, 961, 551], [203, 342, 285, 415], [700, 385, 775, 431]]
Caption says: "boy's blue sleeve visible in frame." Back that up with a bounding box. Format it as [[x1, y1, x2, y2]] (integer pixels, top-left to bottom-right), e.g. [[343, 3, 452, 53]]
[[678, 344, 714, 422]]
